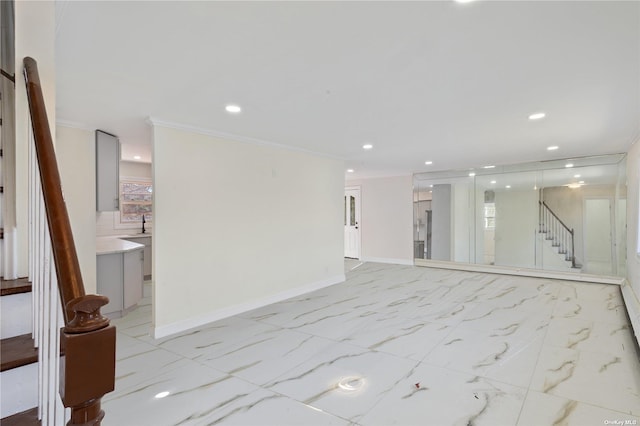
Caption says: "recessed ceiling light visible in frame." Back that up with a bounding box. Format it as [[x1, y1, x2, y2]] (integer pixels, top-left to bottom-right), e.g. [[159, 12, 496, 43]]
[[568, 183, 581, 189], [574, 174, 581, 178], [346, 169, 354, 173], [133, 155, 141, 160], [505, 185, 511, 189], [429, 185, 434, 188], [468, 172, 476, 177], [155, 391, 170, 399], [579, 180, 584, 184], [490, 180, 497, 184], [454, 0, 476, 3], [225, 104, 242, 114], [362, 144, 373, 150], [425, 161, 433, 165], [547, 146, 559, 151], [483, 165, 495, 169], [565, 163, 574, 168], [529, 112, 546, 120]]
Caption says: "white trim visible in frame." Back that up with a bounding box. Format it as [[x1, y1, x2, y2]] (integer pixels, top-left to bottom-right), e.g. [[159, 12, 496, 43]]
[[415, 259, 625, 285], [147, 116, 342, 161], [55, 120, 94, 132], [621, 281, 640, 347], [362, 257, 414, 266], [152, 274, 346, 339]]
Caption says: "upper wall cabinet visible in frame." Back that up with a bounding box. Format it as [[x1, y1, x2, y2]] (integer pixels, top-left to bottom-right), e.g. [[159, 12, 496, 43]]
[[96, 130, 120, 211]]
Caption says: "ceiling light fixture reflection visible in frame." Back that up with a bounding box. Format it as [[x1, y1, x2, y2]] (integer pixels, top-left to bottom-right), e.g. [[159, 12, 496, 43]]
[[506, 185, 511, 189], [567, 183, 582, 189], [425, 161, 433, 165], [574, 174, 581, 178], [338, 376, 365, 392], [225, 104, 242, 114], [565, 163, 574, 168], [483, 165, 495, 169], [346, 169, 354, 173], [133, 155, 141, 160], [362, 144, 373, 150], [529, 112, 546, 120], [154, 391, 170, 399], [490, 180, 496, 184], [547, 146, 559, 151], [579, 181, 584, 184], [468, 172, 476, 177]]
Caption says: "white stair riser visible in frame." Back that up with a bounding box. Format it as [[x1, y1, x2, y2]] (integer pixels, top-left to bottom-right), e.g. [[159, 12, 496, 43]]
[[0, 292, 32, 339], [0, 363, 38, 418], [539, 235, 578, 272]]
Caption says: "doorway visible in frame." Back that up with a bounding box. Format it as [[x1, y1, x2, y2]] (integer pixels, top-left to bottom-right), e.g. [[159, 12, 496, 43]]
[[344, 187, 361, 259], [584, 198, 613, 275]]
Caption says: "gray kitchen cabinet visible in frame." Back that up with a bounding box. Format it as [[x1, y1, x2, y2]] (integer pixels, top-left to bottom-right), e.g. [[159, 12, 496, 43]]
[[96, 252, 124, 315], [123, 235, 152, 280], [96, 130, 120, 211], [97, 248, 143, 317]]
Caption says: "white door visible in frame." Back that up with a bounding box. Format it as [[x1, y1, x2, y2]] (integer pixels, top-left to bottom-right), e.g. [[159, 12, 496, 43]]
[[584, 198, 613, 275], [344, 188, 361, 259]]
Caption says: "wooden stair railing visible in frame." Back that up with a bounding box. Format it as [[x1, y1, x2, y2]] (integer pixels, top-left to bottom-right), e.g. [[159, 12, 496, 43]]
[[23, 57, 115, 426], [538, 200, 576, 268]]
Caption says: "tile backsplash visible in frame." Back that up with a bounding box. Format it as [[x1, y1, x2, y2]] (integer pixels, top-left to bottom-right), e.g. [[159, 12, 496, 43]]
[[96, 211, 152, 236]]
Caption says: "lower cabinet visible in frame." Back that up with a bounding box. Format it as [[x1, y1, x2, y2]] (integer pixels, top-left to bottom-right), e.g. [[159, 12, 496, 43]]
[[97, 248, 143, 316], [123, 236, 152, 280]]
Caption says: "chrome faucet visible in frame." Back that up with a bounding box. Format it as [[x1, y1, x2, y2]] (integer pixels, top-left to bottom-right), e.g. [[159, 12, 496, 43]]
[[141, 214, 146, 234]]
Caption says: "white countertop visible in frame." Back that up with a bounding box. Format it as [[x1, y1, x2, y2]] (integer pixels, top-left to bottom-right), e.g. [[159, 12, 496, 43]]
[[97, 236, 145, 255]]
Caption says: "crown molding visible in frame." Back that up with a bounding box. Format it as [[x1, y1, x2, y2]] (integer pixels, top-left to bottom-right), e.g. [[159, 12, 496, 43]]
[[146, 116, 343, 161], [56, 119, 94, 132]]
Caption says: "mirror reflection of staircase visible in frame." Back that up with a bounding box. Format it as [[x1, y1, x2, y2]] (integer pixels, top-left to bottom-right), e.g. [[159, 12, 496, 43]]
[[539, 201, 582, 271]]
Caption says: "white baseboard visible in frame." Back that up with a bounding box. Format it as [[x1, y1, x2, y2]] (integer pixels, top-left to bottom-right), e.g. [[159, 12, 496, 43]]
[[621, 281, 640, 348], [152, 274, 345, 339], [361, 257, 414, 266], [414, 259, 625, 285]]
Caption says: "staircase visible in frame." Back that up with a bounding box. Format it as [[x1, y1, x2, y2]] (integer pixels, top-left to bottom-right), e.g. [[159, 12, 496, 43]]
[[538, 201, 582, 270], [0, 58, 117, 426], [1, 278, 40, 422]]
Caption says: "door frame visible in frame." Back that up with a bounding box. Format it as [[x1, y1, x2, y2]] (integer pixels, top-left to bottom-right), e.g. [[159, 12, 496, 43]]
[[583, 196, 615, 274], [345, 185, 362, 259]]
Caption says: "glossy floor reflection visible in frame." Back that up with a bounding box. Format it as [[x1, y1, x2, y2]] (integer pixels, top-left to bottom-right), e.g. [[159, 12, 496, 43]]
[[106, 263, 640, 426]]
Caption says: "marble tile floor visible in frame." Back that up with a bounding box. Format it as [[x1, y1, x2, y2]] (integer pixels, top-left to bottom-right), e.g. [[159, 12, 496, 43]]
[[106, 262, 640, 426]]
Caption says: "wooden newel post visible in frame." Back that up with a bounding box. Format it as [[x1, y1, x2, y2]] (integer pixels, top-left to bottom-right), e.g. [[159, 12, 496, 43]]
[[60, 295, 116, 426], [24, 56, 117, 425]]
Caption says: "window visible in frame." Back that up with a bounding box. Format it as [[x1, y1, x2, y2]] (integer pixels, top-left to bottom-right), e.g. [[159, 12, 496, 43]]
[[484, 203, 495, 230], [120, 180, 152, 223]]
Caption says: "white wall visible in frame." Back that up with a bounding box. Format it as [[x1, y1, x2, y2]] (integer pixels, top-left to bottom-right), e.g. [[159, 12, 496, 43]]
[[494, 190, 538, 268], [14, 1, 55, 277], [431, 184, 452, 261], [625, 141, 640, 345], [346, 175, 413, 264], [453, 183, 471, 263], [152, 124, 345, 336], [56, 126, 97, 293], [121, 160, 152, 179]]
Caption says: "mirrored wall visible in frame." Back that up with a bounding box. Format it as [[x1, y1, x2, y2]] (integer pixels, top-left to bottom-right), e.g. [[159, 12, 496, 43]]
[[413, 154, 627, 277]]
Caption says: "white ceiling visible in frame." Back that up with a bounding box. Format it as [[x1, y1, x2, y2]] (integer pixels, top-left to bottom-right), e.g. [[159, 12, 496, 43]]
[[54, 1, 640, 178]]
